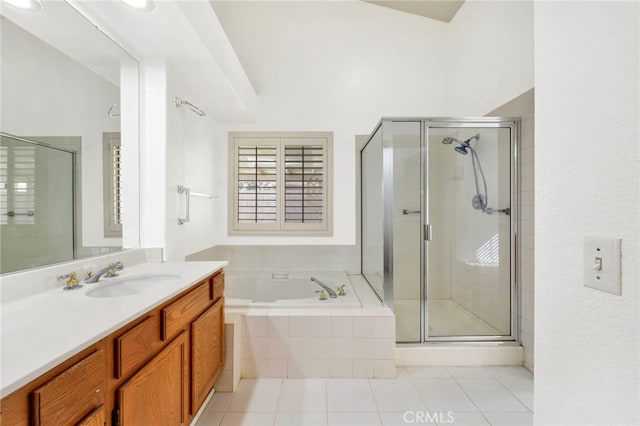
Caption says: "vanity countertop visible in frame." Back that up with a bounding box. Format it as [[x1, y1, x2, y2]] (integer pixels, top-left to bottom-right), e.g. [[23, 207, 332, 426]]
[[0, 260, 227, 398]]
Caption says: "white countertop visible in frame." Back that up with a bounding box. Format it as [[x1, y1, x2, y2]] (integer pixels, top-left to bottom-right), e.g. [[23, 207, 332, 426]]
[[0, 261, 226, 398]]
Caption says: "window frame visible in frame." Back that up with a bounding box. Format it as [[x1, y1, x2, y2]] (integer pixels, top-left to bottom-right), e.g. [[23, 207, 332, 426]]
[[228, 131, 333, 236]]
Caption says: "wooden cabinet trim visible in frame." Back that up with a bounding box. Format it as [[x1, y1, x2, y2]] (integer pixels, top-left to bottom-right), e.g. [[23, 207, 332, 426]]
[[114, 315, 158, 379], [31, 347, 105, 426], [190, 298, 224, 413], [117, 331, 187, 426], [76, 405, 105, 426], [161, 281, 211, 341], [212, 271, 224, 303]]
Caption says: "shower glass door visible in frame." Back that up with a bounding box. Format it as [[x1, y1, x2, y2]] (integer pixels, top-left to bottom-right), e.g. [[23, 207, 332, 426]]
[[0, 134, 75, 273], [391, 121, 422, 343], [424, 122, 516, 340]]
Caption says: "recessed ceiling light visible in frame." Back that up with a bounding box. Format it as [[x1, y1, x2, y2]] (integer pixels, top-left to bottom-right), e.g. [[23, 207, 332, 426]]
[[120, 0, 155, 12], [3, 0, 43, 12]]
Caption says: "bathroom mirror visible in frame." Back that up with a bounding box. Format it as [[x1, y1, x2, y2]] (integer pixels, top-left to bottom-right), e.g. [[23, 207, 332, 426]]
[[0, 1, 139, 274]]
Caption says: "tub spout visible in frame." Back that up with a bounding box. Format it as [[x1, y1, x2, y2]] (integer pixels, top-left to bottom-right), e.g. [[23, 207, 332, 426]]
[[311, 277, 337, 298]]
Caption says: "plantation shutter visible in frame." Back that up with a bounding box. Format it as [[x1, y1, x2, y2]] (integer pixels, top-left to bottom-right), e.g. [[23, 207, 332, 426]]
[[0, 145, 36, 225], [103, 132, 122, 237], [229, 132, 332, 236], [236, 144, 278, 224], [284, 144, 324, 224], [111, 142, 122, 226]]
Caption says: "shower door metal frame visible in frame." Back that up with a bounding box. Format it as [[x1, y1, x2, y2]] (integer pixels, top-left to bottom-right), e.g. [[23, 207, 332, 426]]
[[0, 132, 78, 261], [422, 118, 519, 343], [360, 117, 520, 344]]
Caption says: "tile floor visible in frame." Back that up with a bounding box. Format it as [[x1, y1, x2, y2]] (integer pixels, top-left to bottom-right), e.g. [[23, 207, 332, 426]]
[[195, 366, 533, 426]]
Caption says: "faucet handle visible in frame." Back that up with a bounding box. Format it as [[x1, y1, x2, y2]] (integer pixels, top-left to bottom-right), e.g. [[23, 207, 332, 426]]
[[319, 289, 327, 300], [60, 272, 82, 290]]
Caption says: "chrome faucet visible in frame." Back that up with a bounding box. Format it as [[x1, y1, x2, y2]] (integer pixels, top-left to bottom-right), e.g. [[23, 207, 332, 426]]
[[85, 261, 124, 283], [311, 277, 337, 298]]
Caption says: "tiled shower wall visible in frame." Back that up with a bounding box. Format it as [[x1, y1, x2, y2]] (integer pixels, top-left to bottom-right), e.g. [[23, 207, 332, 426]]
[[488, 89, 535, 371]]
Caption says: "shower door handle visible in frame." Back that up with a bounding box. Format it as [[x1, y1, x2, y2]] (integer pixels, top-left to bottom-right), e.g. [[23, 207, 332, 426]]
[[424, 224, 432, 241]]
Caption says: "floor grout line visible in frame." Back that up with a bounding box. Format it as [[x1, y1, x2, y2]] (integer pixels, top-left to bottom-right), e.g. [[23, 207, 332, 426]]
[[200, 367, 534, 426]]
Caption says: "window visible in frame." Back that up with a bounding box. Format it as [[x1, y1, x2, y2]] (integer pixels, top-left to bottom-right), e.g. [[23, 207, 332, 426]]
[[229, 132, 333, 236], [0, 144, 36, 225], [103, 132, 122, 237]]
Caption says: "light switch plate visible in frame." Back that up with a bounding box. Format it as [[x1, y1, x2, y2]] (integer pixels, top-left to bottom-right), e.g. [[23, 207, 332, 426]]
[[583, 236, 622, 295]]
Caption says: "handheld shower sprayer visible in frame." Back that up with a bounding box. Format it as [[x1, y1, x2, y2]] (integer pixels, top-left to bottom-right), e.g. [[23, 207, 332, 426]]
[[440, 134, 487, 211]]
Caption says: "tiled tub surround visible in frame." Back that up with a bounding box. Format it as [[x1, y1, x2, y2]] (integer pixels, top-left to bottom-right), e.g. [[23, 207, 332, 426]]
[[236, 308, 396, 379], [225, 271, 359, 308], [225, 275, 396, 379], [186, 245, 361, 275]]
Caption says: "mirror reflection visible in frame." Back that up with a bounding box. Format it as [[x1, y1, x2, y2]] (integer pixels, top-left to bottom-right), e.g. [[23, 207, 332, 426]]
[[0, 1, 138, 274]]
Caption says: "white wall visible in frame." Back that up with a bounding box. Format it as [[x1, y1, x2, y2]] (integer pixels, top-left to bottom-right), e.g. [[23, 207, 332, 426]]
[[443, 0, 534, 116], [209, 0, 534, 246], [211, 0, 449, 245], [163, 67, 221, 261], [534, 2, 639, 425]]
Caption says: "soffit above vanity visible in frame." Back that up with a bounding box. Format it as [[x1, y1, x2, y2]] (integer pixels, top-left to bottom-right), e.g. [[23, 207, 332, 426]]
[[71, 0, 258, 123]]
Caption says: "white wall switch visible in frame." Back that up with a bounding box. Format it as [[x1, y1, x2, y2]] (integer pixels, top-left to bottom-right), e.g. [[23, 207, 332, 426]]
[[583, 236, 622, 295]]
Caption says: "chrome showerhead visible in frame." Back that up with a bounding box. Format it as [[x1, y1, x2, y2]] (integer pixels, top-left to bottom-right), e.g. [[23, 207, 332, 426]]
[[454, 145, 469, 155]]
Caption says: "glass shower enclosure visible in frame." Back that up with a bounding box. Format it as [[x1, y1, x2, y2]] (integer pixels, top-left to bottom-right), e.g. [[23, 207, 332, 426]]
[[361, 118, 519, 343], [0, 134, 75, 273]]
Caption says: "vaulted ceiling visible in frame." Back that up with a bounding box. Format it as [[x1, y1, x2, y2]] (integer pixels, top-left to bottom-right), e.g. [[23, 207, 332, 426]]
[[362, 1, 465, 22]]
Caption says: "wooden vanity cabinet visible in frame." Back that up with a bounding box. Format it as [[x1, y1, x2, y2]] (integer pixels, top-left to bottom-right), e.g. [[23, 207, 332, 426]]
[[0, 342, 106, 426], [191, 298, 224, 413], [116, 332, 187, 426], [110, 270, 225, 425], [0, 269, 225, 426], [77, 406, 106, 426], [31, 347, 105, 426]]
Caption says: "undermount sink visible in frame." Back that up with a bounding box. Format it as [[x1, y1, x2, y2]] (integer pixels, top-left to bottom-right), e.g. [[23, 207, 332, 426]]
[[85, 274, 181, 298]]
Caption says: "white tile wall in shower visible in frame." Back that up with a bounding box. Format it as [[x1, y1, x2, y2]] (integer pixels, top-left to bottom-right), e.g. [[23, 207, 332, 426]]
[[488, 89, 535, 371]]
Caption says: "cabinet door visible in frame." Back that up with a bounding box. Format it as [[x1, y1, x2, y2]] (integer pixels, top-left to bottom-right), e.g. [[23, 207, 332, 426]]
[[190, 298, 224, 413], [31, 348, 104, 426], [117, 332, 187, 426], [76, 405, 105, 426]]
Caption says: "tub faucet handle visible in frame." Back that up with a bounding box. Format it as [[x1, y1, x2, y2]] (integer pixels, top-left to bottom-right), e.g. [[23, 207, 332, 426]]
[[337, 285, 346, 296], [319, 289, 327, 300]]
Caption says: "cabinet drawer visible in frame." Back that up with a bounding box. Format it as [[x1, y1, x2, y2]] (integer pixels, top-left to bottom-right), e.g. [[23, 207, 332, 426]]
[[115, 315, 158, 379], [212, 271, 224, 302], [31, 348, 104, 426], [162, 281, 210, 341]]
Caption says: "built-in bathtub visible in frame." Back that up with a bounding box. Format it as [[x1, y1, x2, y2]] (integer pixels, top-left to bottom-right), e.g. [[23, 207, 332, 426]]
[[224, 271, 360, 308], [219, 272, 397, 379]]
